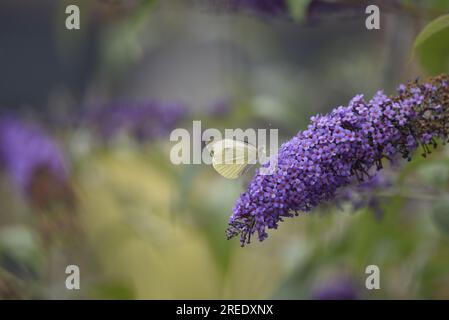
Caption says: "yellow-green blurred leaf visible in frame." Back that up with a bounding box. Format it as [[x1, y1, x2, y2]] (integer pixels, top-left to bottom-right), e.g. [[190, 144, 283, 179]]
[[413, 14, 449, 75]]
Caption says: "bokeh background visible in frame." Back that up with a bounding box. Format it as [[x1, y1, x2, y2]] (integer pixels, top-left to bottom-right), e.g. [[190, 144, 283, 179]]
[[1, 0, 449, 299]]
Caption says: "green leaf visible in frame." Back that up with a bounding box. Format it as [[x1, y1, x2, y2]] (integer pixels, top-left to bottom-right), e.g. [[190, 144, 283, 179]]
[[401, 0, 449, 12], [413, 14, 449, 75], [287, 0, 312, 21]]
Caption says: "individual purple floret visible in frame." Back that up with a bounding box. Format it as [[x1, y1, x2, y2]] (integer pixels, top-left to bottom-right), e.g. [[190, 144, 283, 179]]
[[86, 101, 188, 142], [0, 117, 68, 195], [227, 75, 449, 246]]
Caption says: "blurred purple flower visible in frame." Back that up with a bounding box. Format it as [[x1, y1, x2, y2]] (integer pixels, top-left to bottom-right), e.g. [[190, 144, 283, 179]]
[[307, 0, 365, 23], [208, 0, 288, 16], [227, 75, 449, 246], [0, 117, 68, 194], [207, 98, 232, 117], [87, 101, 189, 142], [337, 173, 393, 220], [311, 277, 358, 300]]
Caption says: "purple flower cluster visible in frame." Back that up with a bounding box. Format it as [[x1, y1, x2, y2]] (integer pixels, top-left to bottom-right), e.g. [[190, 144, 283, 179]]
[[87, 101, 188, 142], [0, 117, 68, 195], [227, 75, 449, 246]]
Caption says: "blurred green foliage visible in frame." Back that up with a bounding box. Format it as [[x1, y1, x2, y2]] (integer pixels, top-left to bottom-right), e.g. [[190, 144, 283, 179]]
[[287, 0, 312, 21], [413, 14, 449, 75], [401, 0, 449, 12]]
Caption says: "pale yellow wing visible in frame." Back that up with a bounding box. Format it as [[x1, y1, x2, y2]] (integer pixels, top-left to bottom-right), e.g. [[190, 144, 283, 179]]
[[210, 139, 258, 179]]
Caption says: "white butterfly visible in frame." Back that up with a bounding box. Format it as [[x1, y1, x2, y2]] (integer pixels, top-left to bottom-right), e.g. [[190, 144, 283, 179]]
[[206, 139, 260, 179]]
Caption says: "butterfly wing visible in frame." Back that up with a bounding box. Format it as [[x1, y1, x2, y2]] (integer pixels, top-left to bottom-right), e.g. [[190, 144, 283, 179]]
[[211, 139, 258, 179]]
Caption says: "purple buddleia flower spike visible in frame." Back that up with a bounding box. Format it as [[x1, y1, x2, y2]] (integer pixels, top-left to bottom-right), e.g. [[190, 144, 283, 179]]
[[0, 117, 68, 195], [227, 75, 449, 246]]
